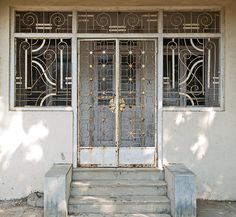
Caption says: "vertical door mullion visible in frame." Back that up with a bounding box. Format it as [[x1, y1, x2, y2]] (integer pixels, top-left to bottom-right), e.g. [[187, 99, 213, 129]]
[[158, 10, 164, 169], [115, 39, 120, 166]]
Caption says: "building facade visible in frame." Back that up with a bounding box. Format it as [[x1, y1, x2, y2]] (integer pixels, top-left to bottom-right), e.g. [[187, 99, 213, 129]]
[[0, 0, 236, 201]]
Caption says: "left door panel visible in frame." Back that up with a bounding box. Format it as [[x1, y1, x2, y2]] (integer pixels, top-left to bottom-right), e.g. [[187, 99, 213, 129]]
[[79, 40, 116, 167]]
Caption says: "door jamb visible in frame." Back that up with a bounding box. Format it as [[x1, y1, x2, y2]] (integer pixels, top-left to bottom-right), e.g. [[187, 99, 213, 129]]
[[75, 37, 163, 169]]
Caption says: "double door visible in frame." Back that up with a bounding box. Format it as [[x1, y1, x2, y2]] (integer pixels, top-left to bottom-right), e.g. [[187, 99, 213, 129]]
[[79, 39, 157, 167]]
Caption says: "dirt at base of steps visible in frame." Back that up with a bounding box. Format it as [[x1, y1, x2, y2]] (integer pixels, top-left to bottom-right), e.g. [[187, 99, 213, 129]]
[[0, 199, 236, 217]]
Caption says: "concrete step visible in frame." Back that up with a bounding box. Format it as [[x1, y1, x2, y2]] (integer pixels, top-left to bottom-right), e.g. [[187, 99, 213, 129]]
[[73, 168, 164, 181], [69, 195, 170, 204], [70, 181, 167, 196], [69, 196, 170, 214], [69, 213, 171, 217], [71, 179, 167, 187]]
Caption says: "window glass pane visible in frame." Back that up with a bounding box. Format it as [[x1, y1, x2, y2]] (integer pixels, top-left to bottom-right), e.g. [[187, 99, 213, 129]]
[[77, 12, 158, 33], [15, 38, 72, 107], [15, 11, 72, 33], [163, 11, 220, 33], [163, 38, 220, 107]]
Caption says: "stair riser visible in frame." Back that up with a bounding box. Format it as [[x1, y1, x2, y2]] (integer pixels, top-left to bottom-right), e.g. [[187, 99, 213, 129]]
[[73, 171, 164, 181], [70, 186, 167, 196], [69, 203, 170, 214], [69, 214, 171, 217]]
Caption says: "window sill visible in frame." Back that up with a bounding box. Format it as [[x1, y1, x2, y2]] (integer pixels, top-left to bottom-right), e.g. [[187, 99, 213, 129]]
[[162, 106, 225, 112], [9, 106, 73, 112]]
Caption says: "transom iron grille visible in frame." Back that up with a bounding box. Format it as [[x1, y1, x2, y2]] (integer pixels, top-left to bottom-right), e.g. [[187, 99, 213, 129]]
[[15, 11, 73, 33], [15, 39, 72, 107], [163, 11, 220, 33], [163, 38, 220, 107], [77, 12, 159, 33]]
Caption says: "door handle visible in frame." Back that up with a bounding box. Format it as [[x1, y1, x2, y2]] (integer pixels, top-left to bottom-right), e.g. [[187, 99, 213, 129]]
[[119, 98, 126, 112], [108, 96, 126, 112]]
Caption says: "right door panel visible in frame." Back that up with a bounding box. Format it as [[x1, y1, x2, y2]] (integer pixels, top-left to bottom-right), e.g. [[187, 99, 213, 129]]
[[119, 40, 156, 166]]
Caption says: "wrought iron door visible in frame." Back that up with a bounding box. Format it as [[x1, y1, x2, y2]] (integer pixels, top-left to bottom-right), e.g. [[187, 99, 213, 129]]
[[79, 39, 156, 167]]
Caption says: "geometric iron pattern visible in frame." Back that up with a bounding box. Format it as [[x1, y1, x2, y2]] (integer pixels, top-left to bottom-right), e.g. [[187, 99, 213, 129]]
[[119, 40, 155, 147], [163, 38, 220, 107], [15, 11, 72, 33], [15, 38, 72, 107], [163, 11, 220, 33], [79, 40, 155, 148], [78, 12, 158, 33], [79, 40, 116, 147]]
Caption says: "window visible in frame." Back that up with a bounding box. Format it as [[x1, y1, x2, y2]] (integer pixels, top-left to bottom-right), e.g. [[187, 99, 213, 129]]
[[162, 11, 222, 108], [12, 9, 223, 109], [163, 38, 220, 107], [13, 11, 72, 107]]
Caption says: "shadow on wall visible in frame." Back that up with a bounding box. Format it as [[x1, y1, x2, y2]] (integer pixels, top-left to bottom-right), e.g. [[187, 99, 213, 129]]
[[163, 108, 230, 199], [164, 108, 216, 162], [0, 97, 49, 199], [0, 98, 49, 171]]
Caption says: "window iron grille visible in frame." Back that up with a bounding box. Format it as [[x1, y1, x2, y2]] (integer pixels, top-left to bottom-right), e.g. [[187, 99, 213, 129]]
[[163, 38, 220, 107], [15, 38, 72, 107], [163, 11, 220, 33], [77, 12, 158, 33], [15, 11, 73, 33]]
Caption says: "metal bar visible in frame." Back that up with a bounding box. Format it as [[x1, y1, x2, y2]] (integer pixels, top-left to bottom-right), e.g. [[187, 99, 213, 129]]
[[161, 33, 222, 38], [207, 38, 211, 89], [24, 38, 28, 89], [14, 33, 74, 38], [172, 44, 175, 89], [220, 8, 225, 110], [115, 39, 120, 167], [72, 10, 78, 168], [10, 8, 16, 110], [12, 6, 223, 12], [77, 34, 161, 39], [157, 10, 163, 169], [60, 38, 64, 89], [14, 33, 222, 39]]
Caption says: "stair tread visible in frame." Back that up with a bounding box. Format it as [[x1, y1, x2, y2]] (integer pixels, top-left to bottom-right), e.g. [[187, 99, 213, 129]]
[[73, 168, 163, 172], [71, 180, 166, 187], [69, 214, 171, 217], [69, 195, 170, 204]]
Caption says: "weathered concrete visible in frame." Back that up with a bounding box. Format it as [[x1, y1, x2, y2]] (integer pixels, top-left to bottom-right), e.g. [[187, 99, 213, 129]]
[[1, 199, 236, 217], [27, 192, 44, 208], [165, 163, 196, 217], [69, 168, 170, 216], [44, 164, 72, 217]]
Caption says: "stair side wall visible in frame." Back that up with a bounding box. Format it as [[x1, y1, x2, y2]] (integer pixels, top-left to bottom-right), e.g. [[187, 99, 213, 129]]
[[165, 163, 196, 217]]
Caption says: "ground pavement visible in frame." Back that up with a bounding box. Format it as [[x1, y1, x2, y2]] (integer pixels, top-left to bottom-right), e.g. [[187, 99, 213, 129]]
[[0, 200, 235, 217]]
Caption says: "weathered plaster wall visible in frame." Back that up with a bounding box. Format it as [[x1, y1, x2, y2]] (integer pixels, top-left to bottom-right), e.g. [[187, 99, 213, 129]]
[[0, 0, 236, 200], [0, 0, 73, 199]]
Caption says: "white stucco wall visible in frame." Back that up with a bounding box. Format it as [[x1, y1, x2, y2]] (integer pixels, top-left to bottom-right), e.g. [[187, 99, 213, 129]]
[[0, 0, 235, 200]]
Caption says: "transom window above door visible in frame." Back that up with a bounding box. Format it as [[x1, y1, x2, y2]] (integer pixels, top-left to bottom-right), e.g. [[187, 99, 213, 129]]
[[12, 9, 223, 110]]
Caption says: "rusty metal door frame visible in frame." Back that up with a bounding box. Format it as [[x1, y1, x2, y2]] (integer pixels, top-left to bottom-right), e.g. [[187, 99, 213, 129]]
[[78, 38, 159, 168]]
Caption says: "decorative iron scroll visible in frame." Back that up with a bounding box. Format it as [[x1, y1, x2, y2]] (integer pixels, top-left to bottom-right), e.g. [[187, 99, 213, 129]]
[[163, 11, 220, 33], [77, 12, 158, 33], [163, 38, 220, 107], [15, 38, 72, 107], [15, 11, 72, 33]]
